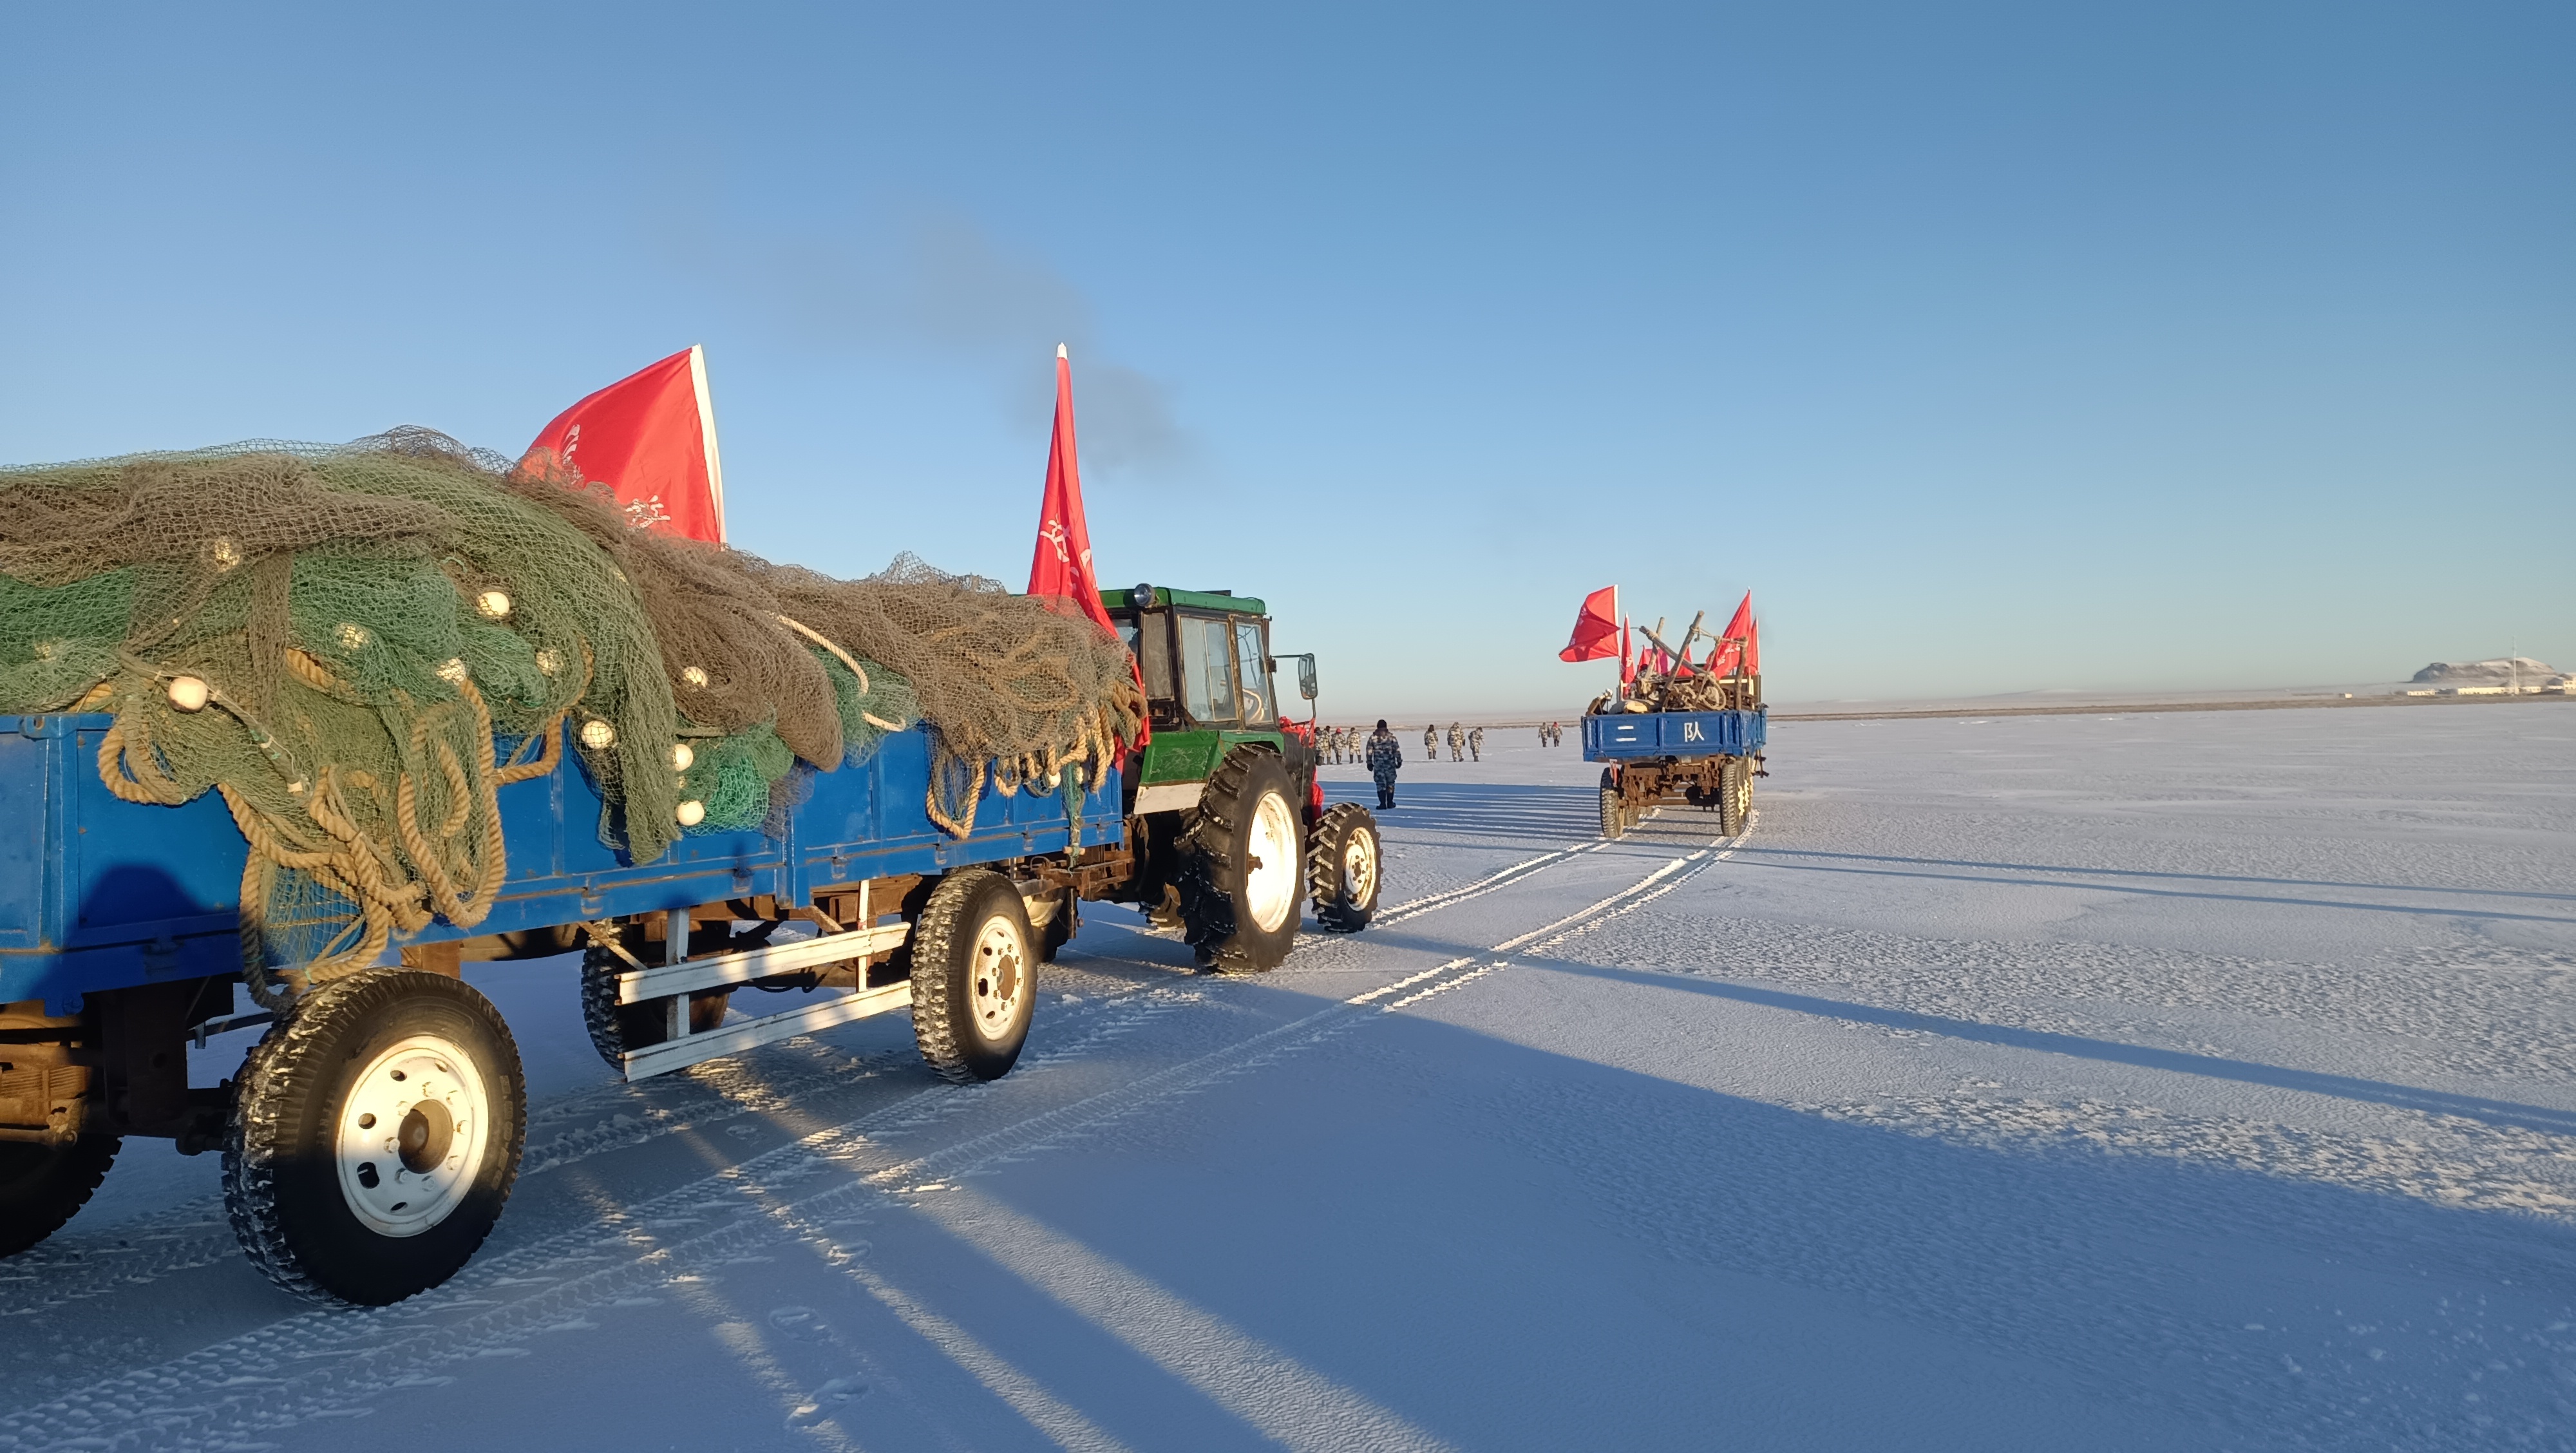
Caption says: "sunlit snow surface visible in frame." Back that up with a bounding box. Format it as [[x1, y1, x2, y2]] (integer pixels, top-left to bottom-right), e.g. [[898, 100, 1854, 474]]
[[6, 706, 2575, 1451]]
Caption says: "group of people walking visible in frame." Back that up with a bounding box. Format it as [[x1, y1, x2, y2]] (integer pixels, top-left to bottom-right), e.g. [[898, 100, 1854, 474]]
[[1312, 717, 1562, 812], [1316, 720, 1570, 765], [1316, 723, 1470, 764]]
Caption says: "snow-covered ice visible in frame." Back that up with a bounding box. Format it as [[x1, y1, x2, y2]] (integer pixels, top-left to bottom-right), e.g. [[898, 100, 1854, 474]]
[[5, 705, 2573, 1450]]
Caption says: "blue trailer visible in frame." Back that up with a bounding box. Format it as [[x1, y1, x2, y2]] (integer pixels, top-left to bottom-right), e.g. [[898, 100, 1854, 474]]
[[1581, 707, 1766, 839], [0, 710, 1128, 1302]]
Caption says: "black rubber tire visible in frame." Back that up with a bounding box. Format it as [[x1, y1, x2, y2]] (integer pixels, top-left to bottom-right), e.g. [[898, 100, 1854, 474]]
[[1599, 768, 1625, 840], [224, 971, 526, 1306], [1306, 803, 1383, 933], [908, 871, 1037, 1084], [0, 1134, 120, 1258], [1035, 889, 1079, 964], [1719, 757, 1751, 837], [1179, 748, 1305, 973], [579, 933, 735, 1072]]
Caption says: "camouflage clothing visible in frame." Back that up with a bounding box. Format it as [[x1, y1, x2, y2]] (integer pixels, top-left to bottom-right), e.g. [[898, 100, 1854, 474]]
[[1365, 728, 1403, 808], [1446, 723, 1464, 762], [1468, 726, 1484, 761]]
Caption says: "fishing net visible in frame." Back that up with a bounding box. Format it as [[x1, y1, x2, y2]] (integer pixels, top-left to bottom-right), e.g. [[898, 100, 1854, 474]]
[[0, 430, 1141, 1005]]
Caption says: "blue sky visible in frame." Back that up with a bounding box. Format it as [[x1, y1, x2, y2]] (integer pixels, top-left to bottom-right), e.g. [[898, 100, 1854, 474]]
[[5, 2, 2568, 712]]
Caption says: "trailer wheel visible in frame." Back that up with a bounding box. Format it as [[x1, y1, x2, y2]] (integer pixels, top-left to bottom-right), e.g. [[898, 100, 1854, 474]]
[[0, 1134, 120, 1258], [579, 937, 734, 1071], [224, 971, 526, 1306], [1306, 803, 1382, 932], [1035, 889, 1079, 964], [909, 871, 1037, 1083], [1598, 769, 1625, 840], [1719, 757, 1752, 836]]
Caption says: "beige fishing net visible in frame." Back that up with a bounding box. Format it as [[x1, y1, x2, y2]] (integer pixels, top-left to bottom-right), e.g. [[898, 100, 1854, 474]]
[[0, 429, 1142, 1004]]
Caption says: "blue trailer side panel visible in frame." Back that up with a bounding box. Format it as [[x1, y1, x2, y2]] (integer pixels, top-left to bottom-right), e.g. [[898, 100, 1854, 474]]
[[1581, 709, 1766, 761], [0, 714, 1123, 1016]]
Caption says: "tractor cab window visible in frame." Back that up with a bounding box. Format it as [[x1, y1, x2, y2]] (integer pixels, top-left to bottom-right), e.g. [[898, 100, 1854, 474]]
[[1117, 613, 1176, 701], [1178, 613, 1237, 724], [1233, 619, 1274, 724]]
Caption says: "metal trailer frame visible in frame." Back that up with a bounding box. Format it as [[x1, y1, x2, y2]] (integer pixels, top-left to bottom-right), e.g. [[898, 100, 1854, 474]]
[[0, 712, 1124, 1107]]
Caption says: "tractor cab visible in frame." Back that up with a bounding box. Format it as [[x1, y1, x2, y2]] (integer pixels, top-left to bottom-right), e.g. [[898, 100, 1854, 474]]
[[1099, 583, 1322, 814], [1104, 585, 1315, 733]]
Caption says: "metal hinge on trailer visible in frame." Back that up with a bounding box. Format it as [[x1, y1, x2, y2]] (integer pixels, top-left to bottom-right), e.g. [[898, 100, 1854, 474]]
[[601, 915, 917, 1081]]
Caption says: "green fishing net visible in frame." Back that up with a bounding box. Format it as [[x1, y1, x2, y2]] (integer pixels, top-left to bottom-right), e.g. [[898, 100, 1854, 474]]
[[0, 429, 1141, 1000]]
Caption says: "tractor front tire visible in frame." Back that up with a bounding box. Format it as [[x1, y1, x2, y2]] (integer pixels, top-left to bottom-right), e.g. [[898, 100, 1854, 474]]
[[909, 871, 1037, 1083], [224, 971, 526, 1306], [0, 1134, 120, 1258], [1306, 803, 1383, 933], [1179, 748, 1305, 973]]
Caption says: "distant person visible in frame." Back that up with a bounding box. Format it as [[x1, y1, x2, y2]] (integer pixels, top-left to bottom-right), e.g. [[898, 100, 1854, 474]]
[[1326, 725, 1343, 765], [1423, 723, 1439, 757], [1446, 722, 1465, 762], [1468, 725, 1484, 761], [1366, 719, 1404, 809]]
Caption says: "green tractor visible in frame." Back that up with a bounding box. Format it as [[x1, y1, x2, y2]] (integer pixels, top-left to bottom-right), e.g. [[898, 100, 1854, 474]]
[[1082, 584, 1383, 971]]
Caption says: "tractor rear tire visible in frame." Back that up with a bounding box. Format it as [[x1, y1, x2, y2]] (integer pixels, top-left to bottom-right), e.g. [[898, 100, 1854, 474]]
[[1306, 803, 1383, 933], [1719, 757, 1752, 837], [580, 935, 734, 1072], [1599, 769, 1625, 840], [1179, 748, 1305, 972], [0, 1134, 120, 1258], [225, 971, 526, 1306], [909, 871, 1037, 1083]]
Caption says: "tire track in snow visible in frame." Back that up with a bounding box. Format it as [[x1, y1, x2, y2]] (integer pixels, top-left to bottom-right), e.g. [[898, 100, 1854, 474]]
[[1367, 839, 1612, 929], [0, 986, 1189, 1321], [2, 831, 1734, 1450], [0, 987, 1198, 1452], [1359, 815, 1756, 1014]]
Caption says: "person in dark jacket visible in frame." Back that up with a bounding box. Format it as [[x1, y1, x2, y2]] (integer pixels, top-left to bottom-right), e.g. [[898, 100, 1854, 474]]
[[1365, 719, 1404, 810]]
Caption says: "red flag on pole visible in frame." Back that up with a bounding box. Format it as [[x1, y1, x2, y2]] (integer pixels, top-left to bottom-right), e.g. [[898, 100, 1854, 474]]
[[522, 346, 726, 544], [1558, 585, 1620, 662], [1619, 618, 1634, 684], [1705, 592, 1759, 676], [1025, 346, 1146, 747], [1027, 346, 1117, 635]]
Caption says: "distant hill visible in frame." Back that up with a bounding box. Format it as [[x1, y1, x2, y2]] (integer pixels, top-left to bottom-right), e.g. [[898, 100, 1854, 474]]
[[2409, 658, 2559, 685]]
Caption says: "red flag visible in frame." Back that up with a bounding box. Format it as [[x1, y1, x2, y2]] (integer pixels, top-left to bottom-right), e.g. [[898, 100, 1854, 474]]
[[522, 346, 726, 543], [1619, 618, 1634, 685], [1558, 585, 1620, 662], [1027, 347, 1117, 635], [1025, 347, 1146, 748], [1706, 592, 1759, 676]]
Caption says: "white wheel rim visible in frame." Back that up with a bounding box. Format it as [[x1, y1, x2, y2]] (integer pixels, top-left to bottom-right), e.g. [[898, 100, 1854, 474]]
[[969, 914, 1028, 1043], [334, 1033, 491, 1239], [1341, 828, 1378, 907], [1244, 789, 1298, 933]]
